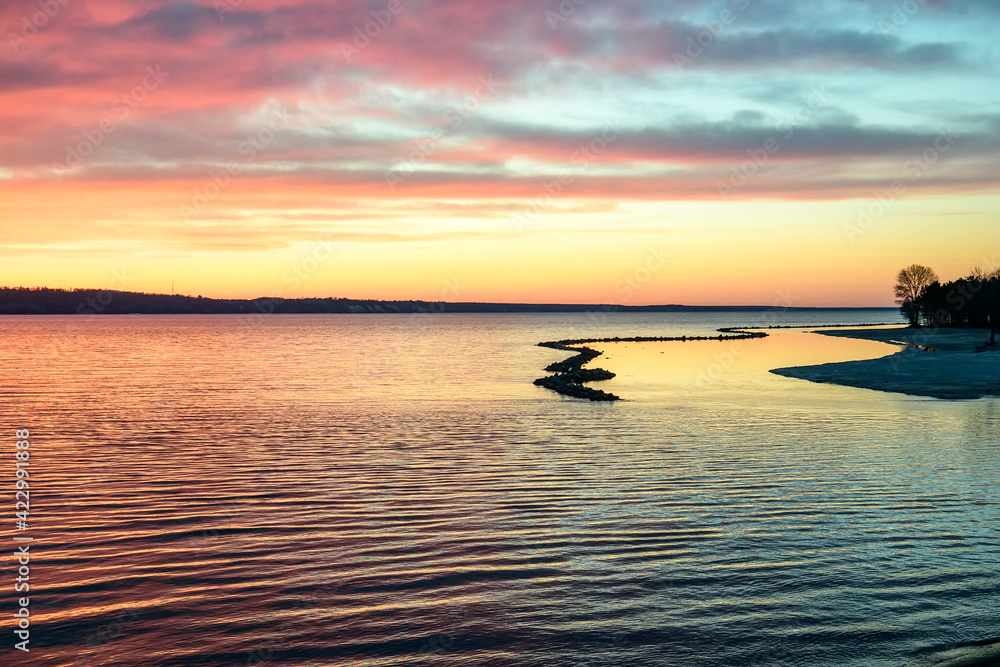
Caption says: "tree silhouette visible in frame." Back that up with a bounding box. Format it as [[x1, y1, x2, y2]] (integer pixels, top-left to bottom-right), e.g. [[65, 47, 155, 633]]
[[894, 264, 939, 326], [983, 274, 1000, 345], [908, 266, 1000, 343]]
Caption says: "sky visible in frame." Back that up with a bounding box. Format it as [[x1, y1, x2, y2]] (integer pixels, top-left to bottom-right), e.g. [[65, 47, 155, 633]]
[[1, 0, 998, 306]]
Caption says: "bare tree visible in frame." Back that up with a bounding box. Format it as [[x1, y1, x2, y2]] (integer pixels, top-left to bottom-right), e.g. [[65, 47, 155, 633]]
[[969, 265, 1000, 281], [894, 264, 938, 326]]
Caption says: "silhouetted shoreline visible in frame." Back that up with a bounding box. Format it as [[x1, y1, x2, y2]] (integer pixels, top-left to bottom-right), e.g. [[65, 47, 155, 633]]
[[0, 287, 897, 316]]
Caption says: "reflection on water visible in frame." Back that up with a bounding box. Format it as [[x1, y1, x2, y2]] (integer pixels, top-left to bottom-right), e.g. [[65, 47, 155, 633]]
[[600, 329, 902, 400], [2, 312, 999, 667]]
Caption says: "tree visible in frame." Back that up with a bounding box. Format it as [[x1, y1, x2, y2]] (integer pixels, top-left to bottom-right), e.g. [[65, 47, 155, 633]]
[[984, 275, 1000, 345], [894, 264, 938, 326], [965, 266, 1000, 344], [919, 280, 946, 326]]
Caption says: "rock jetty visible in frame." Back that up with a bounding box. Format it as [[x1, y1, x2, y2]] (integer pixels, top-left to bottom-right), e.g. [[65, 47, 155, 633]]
[[533, 329, 768, 401]]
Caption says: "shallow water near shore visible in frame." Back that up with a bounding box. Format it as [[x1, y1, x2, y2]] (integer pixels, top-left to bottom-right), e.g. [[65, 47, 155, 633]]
[[4, 310, 1000, 666]]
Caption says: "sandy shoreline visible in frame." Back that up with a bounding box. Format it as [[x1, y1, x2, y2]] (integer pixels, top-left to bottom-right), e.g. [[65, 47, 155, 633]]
[[771, 326, 1000, 399]]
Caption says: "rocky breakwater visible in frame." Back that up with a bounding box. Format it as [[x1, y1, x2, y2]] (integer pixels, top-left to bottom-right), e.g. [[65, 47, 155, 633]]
[[533, 329, 768, 401]]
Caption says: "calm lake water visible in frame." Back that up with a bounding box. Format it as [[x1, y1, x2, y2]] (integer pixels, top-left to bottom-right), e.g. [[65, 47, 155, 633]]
[[4, 310, 1000, 667]]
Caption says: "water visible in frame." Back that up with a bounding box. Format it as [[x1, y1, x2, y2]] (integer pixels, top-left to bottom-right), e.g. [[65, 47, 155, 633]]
[[4, 310, 1000, 667]]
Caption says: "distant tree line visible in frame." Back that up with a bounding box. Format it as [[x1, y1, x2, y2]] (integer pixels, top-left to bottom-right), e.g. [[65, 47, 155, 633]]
[[0, 288, 436, 315], [894, 264, 1000, 344], [0, 286, 898, 316]]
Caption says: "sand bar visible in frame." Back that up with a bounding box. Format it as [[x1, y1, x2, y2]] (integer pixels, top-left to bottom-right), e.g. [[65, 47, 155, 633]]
[[771, 326, 1000, 399]]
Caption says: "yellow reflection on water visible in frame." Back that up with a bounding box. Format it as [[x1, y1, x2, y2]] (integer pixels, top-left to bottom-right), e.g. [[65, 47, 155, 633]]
[[596, 329, 904, 400]]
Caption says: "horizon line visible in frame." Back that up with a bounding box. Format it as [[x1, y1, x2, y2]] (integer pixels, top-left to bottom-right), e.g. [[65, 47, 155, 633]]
[[0, 286, 898, 311]]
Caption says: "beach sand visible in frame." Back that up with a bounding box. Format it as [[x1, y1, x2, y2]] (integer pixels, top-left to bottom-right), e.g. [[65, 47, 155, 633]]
[[771, 326, 1000, 400]]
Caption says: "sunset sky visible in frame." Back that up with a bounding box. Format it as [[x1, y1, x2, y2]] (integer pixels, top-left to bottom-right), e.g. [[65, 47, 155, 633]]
[[1, 0, 998, 306]]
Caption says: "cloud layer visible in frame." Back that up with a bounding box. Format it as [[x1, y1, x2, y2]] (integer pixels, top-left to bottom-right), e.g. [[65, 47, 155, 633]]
[[1, 0, 998, 303]]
